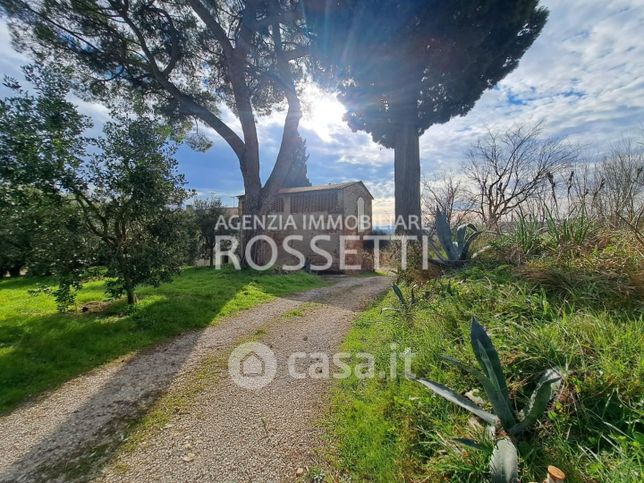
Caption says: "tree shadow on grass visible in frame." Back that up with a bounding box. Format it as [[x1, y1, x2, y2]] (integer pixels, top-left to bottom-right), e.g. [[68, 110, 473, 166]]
[[0, 317, 205, 481], [0, 267, 335, 481], [0, 267, 326, 413], [0, 270, 379, 481]]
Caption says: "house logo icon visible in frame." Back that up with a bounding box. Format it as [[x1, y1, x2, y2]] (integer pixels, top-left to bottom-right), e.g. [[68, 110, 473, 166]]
[[240, 351, 265, 377], [228, 342, 277, 389]]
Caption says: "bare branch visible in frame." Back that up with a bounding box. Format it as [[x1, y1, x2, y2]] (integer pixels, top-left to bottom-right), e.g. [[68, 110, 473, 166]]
[[464, 124, 574, 230]]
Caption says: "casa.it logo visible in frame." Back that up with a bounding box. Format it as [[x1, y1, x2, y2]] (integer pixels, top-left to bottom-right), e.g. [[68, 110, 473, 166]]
[[228, 342, 277, 390]]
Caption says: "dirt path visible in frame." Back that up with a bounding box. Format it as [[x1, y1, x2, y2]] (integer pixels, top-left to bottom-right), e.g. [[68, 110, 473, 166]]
[[0, 275, 389, 482]]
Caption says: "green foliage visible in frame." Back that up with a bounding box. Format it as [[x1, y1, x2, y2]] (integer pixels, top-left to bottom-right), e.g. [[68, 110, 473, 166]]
[[0, 70, 195, 306], [306, 0, 548, 148], [0, 188, 48, 276], [0, 268, 325, 412], [491, 211, 634, 276], [0, 66, 93, 278], [0, 0, 312, 215], [490, 215, 545, 263], [174, 207, 202, 266], [306, 0, 548, 229], [544, 205, 594, 247], [511, 224, 644, 309], [0, 0, 306, 120], [193, 197, 228, 267], [428, 209, 483, 267], [381, 283, 422, 327], [82, 116, 194, 304], [326, 258, 642, 482], [418, 317, 561, 480], [26, 200, 100, 309], [0, 65, 90, 191]]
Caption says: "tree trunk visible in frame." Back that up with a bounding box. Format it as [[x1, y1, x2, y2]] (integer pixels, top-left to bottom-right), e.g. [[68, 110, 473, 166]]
[[8, 265, 22, 277], [394, 121, 422, 235], [261, 16, 304, 211], [240, 15, 304, 268], [126, 287, 137, 305], [209, 246, 214, 267]]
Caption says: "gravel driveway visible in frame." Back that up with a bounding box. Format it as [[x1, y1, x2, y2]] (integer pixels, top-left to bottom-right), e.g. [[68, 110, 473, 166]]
[[0, 275, 389, 482]]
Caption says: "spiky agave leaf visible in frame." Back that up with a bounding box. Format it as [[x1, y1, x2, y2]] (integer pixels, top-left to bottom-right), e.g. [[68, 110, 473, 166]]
[[490, 438, 519, 483], [441, 356, 498, 393], [470, 318, 511, 400], [417, 378, 499, 426], [471, 318, 516, 429], [461, 228, 482, 259], [426, 237, 447, 262], [453, 438, 483, 450], [434, 209, 459, 260], [441, 355, 517, 432], [391, 284, 406, 306], [509, 368, 562, 436], [456, 224, 468, 251], [456, 223, 480, 255], [426, 238, 458, 267]]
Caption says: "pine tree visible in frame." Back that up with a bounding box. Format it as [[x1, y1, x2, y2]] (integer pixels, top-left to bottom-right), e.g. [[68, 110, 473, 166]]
[[306, 0, 548, 233]]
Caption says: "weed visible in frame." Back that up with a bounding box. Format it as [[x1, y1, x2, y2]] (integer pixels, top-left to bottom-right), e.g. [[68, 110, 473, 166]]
[[418, 317, 562, 482]]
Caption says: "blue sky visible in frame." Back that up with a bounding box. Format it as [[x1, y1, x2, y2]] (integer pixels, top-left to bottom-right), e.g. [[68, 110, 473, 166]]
[[1, 0, 643, 224]]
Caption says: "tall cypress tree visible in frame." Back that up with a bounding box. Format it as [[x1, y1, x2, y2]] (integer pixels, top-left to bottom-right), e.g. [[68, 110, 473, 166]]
[[306, 0, 548, 233]]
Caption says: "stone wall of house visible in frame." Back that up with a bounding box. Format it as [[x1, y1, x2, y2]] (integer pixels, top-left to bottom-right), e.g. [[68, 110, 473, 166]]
[[340, 183, 373, 271], [253, 185, 373, 272]]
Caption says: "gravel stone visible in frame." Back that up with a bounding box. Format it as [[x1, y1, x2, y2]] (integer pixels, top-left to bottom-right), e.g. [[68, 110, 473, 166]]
[[0, 275, 389, 482]]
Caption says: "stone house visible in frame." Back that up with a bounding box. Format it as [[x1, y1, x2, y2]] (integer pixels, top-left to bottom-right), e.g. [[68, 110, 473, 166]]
[[239, 181, 374, 272]]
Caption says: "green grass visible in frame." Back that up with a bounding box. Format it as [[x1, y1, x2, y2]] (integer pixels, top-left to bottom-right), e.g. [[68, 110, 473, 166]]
[[0, 267, 324, 413], [326, 264, 643, 482]]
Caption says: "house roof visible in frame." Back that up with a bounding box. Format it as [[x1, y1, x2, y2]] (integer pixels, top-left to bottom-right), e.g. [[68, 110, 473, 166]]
[[277, 181, 374, 198], [237, 181, 374, 199]]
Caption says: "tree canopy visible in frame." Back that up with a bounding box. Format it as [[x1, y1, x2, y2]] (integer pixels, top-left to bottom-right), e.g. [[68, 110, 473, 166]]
[[0, 0, 313, 213], [0, 67, 194, 306], [0, 65, 92, 280], [193, 197, 226, 267], [305, 0, 548, 232]]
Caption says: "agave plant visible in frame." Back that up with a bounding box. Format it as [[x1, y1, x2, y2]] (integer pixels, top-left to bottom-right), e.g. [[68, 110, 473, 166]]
[[428, 209, 483, 267], [381, 283, 417, 320], [417, 317, 562, 482]]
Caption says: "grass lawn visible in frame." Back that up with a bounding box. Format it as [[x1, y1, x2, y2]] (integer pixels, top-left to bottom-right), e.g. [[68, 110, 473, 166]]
[[0, 267, 324, 413], [325, 262, 643, 482]]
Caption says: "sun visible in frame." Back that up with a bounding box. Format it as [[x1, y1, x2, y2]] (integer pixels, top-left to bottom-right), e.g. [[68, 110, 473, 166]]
[[300, 86, 346, 142]]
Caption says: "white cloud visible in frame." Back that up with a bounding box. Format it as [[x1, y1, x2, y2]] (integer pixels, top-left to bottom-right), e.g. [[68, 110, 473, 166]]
[[403, 0, 644, 223], [1, 0, 643, 226], [296, 0, 644, 222]]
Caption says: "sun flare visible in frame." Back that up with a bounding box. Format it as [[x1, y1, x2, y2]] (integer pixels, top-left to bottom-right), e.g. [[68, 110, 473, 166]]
[[300, 86, 346, 141]]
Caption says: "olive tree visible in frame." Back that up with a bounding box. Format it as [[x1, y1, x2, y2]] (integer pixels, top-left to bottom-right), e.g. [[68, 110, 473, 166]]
[[83, 117, 193, 304], [193, 197, 226, 267], [0, 68, 193, 306]]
